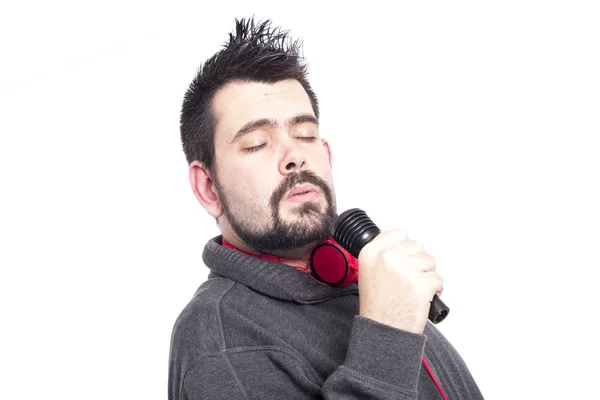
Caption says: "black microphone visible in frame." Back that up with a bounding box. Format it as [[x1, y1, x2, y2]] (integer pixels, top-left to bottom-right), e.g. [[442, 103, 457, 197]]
[[332, 208, 450, 324]]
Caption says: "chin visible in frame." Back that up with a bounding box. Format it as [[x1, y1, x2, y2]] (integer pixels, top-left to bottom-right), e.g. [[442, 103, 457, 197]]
[[289, 199, 324, 215]]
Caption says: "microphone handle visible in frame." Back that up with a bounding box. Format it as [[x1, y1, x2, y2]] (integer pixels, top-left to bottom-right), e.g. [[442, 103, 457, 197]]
[[429, 294, 449, 324]]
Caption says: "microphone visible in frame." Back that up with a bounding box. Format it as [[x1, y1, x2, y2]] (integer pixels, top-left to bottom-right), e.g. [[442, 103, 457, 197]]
[[332, 208, 450, 324]]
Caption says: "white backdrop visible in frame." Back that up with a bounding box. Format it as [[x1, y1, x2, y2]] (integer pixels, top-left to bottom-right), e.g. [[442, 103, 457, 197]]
[[1, 1, 599, 399]]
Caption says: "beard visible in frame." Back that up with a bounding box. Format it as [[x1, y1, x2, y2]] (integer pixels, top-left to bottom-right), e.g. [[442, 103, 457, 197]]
[[215, 170, 337, 253]]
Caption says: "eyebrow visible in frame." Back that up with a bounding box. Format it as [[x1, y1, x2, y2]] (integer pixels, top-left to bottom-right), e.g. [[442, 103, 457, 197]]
[[230, 114, 319, 143]]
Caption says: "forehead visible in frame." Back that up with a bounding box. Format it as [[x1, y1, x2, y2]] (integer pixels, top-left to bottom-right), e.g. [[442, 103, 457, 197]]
[[212, 79, 315, 142]]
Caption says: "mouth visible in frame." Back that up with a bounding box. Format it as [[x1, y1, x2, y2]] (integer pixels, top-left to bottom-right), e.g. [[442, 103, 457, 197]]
[[285, 183, 319, 203]]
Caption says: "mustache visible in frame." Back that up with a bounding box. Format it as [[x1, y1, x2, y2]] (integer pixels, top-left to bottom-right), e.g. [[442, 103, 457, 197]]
[[269, 170, 332, 209]]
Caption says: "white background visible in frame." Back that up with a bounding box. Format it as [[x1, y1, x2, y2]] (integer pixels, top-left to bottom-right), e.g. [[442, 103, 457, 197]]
[[1, 1, 599, 399]]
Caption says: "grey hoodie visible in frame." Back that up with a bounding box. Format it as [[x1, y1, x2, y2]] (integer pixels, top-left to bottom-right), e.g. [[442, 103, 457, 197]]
[[168, 236, 483, 399]]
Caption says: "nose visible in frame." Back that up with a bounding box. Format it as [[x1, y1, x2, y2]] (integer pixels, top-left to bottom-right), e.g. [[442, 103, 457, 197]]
[[278, 141, 307, 175]]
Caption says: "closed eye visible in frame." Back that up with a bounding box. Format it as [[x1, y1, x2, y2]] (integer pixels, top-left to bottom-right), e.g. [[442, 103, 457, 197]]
[[243, 143, 266, 153], [297, 137, 317, 142]]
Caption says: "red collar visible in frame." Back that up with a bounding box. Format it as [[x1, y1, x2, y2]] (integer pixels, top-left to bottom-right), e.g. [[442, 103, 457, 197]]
[[221, 237, 309, 267]]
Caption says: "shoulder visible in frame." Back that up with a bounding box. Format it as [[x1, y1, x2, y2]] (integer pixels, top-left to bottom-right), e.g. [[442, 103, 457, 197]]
[[171, 276, 236, 357]]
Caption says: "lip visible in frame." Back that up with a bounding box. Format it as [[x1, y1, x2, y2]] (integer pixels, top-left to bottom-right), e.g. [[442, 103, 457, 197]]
[[285, 184, 319, 202]]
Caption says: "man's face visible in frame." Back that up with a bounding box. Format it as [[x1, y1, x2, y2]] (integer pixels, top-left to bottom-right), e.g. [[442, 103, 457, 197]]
[[211, 79, 336, 254]]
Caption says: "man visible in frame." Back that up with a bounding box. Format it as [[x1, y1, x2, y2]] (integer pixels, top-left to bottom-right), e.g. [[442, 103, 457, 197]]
[[169, 17, 483, 399]]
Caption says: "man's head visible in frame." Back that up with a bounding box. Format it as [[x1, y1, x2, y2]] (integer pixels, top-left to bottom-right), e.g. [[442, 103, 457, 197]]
[[181, 18, 337, 257]]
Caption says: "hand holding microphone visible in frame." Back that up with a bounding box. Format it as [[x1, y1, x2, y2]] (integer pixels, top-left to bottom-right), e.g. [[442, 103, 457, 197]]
[[333, 209, 449, 335]]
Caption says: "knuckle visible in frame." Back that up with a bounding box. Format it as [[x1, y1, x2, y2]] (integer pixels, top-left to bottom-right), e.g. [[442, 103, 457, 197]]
[[380, 248, 397, 263], [422, 252, 436, 264], [413, 242, 426, 254], [385, 229, 408, 241]]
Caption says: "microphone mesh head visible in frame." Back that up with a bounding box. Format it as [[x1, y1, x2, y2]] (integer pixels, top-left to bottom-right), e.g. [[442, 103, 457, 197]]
[[332, 208, 381, 258]]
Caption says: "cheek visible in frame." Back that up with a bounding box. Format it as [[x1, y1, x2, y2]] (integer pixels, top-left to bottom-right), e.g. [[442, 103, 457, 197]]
[[221, 165, 276, 204], [312, 153, 334, 180]]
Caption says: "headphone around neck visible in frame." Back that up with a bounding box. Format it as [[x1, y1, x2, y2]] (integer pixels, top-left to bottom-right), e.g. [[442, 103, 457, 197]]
[[221, 237, 359, 287]]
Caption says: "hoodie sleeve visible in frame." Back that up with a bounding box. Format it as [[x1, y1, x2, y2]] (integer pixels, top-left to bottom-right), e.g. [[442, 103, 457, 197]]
[[321, 316, 426, 399], [174, 316, 427, 400]]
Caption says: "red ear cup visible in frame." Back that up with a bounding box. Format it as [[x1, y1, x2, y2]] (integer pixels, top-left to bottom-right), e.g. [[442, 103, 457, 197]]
[[222, 236, 358, 287], [309, 239, 359, 287]]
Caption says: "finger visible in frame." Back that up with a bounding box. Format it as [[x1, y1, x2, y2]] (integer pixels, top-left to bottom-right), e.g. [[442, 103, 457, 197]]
[[366, 229, 409, 251], [435, 274, 444, 297], [424, 271, 444, 297], [409, 252, 436, 272], [397, 240, 426, 255]]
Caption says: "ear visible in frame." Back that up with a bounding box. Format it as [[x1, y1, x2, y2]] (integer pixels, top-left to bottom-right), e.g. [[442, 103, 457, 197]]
[[189, 161, 223, 218], [321, 139, 333, 168]]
